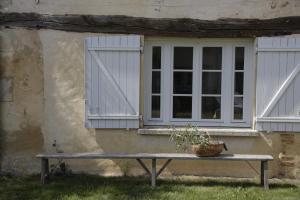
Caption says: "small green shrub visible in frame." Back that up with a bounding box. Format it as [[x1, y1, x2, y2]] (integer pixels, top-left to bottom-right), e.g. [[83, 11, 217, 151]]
[[169, 124, 211, 152]]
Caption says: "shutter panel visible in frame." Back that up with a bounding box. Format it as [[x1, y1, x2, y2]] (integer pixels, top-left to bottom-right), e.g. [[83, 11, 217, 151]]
[[256, 36, 300, 132], [85, 35, 141, 128]]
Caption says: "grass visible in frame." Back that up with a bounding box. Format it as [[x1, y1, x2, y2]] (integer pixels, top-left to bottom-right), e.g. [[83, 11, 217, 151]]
[[0, 174, 299, 200]]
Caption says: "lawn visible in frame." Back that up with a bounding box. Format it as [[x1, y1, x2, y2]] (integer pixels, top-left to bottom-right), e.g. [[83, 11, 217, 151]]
[[0, 175, 299, 200]]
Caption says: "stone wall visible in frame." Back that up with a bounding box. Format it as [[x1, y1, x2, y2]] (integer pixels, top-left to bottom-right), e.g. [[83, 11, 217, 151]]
[[0, 28, 300, 178], [0, 29, 44, 174], [279, 134, 300, 178], [1, 0, 300, 20]]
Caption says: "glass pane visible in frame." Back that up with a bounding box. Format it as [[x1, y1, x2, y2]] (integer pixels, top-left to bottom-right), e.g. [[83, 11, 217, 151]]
[[152, 71, 161, 93], [173, 72, 193, 94], [235, 47, 244, 70], [201, 97, 221, 119], [173, 96, 192, 118], [174, 47, 193, 69], [152, 46, 161, 69], [234, 97, 243, 120], [234, 72, 244, 95], [203, 47, 222, 70], [151, 96, 160, 118], [202, 72, 221, 94]]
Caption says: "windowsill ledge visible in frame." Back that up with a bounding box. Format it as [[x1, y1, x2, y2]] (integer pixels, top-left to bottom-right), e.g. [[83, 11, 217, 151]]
[[138, 128, 259, 137]]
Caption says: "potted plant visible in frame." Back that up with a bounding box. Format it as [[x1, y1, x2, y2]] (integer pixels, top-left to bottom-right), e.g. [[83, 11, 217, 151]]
[[170, 124, 227, 157]]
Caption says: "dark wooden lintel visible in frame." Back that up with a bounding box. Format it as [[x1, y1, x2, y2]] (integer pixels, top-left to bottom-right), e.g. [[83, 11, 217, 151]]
[[1, 12, 300, 37]]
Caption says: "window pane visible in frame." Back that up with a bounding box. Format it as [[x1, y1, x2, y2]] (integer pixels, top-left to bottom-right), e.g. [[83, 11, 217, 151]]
[[234, 97, 243, 120], [152, 46, 161, 69], [202, 72, 221, 94], [173, 72, 193, 94], [203, 47, 222, 70], [234, 72, 244, 95], [201, 97, 221, 119], [235, 47, 244, 70], [152, 71, 161, 93], [173, 96, 192, 118], [151, 96, 160, 118], [174, 47, 193, 69]]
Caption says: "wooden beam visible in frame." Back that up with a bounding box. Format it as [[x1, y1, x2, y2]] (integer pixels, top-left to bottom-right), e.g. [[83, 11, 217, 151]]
[[1, 12, 300, 37]]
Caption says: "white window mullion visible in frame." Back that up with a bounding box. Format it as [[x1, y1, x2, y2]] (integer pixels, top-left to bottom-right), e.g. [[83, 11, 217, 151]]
[[143, 44, 152, 122], [192, 46, 200, 120], [222, 44, 233, 124], [163, 44, 172, 123], [198, 46, 203, 121], [244, 43, 253, 125]]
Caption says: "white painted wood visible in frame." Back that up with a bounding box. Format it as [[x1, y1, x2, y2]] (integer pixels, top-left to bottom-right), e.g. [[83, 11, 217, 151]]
[[143, 39, 253, 127], [97, 36, 105, 128], [90, 51, 136, 114], [88, 47, 141, 51], [88, 115, 139, 120], [256, 36, 300, 132], [37, 153, 273, 161], [84, 38, 92, 128], [257, 117, 300, 123], [257, 48, 300, 52], [285, 41, 296, 131], [260, 62, 300, 118], [91, 37, 100, 128], [293, 38, 300, 131], [85, 35, 141, 128]]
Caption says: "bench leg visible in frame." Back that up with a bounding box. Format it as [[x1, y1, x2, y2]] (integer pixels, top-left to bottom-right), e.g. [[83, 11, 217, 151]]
[[136, 159, 151, 176], [41, 158, 49, 184], [151, 159, 156, 187], [156, 159, 172, 178], [261, 161, 269, 189]]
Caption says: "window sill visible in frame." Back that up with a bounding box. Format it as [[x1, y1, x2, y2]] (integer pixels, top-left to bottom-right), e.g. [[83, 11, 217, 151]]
[[138, 128, 259, 137]]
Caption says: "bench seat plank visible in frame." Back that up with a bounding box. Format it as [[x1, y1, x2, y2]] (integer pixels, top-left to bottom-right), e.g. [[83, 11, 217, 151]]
[[36, 153, 273, 161]]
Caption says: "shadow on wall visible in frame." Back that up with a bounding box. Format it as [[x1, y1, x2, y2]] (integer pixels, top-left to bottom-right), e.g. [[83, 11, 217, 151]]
[[0, 29, 44, 174], [39, 30, 126, 175]]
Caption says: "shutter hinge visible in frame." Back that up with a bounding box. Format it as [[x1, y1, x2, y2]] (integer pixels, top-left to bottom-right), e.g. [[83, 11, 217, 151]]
[[140, 46, 144, 54], [139, 115, 143, 122]]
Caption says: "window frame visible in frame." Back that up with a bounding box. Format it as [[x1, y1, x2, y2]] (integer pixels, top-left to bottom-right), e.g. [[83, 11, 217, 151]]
[[144, 38, 254, 127]]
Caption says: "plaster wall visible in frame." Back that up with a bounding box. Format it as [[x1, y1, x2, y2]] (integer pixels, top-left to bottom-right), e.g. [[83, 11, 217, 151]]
[[1, 0, 300, 20], [1, 29, 300, 178], [0, 29, 44, 174]]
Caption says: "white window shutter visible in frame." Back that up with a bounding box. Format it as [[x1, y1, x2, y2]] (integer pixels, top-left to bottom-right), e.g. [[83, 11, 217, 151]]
[[256, 36, 300, 132], [85, 35, 141, 128]]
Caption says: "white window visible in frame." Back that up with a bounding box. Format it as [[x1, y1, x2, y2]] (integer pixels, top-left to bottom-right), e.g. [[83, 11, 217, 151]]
[[144, 39, 254, 127]]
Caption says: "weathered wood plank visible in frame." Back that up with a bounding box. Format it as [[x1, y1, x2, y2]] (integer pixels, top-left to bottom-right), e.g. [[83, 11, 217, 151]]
[[36, 153, 273, 160], [1, 12, 300, 37]]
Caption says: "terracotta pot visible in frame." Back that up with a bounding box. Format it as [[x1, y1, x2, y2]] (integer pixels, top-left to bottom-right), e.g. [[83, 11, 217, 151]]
[[192, 141, 227, 157]]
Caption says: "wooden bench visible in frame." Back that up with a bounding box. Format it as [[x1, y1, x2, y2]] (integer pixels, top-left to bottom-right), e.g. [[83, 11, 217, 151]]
[[36, 153, 273, 189]]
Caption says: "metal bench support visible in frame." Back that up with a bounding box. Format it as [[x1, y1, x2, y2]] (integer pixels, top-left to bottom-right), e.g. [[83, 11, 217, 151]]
[[157, 159, 172, 178], [41, 158, 49, 184], [261, 161, 269, 189], [136, 159, 151, 176], [151, 159, 156, 187]]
